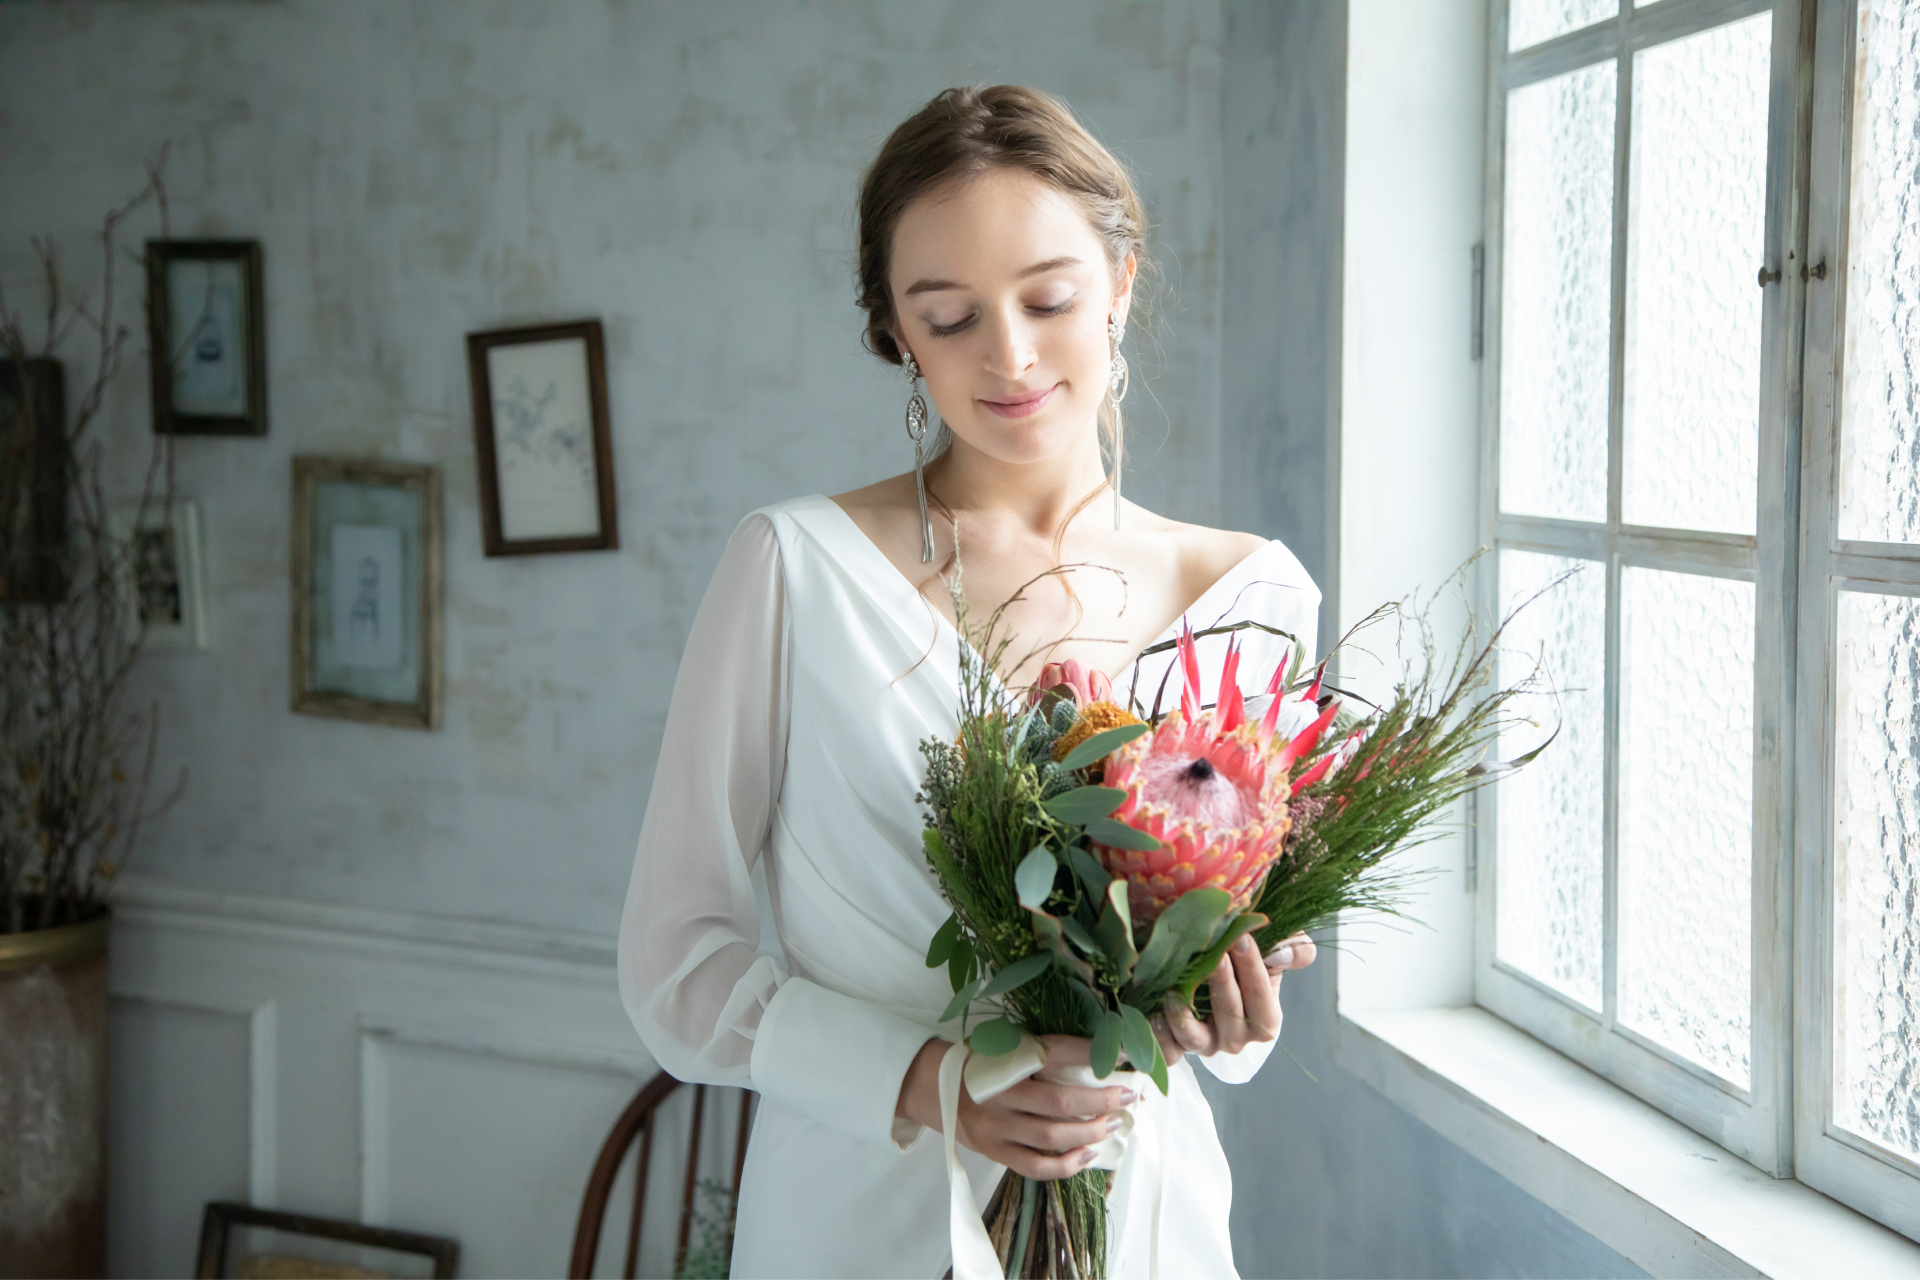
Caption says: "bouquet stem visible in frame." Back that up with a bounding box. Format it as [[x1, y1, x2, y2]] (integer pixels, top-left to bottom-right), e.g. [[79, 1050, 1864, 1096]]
[[981, 1169, 1107, 1278]]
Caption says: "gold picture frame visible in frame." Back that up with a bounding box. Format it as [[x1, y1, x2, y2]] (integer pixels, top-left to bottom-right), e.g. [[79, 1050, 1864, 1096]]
[[290, 457, 442, 729]]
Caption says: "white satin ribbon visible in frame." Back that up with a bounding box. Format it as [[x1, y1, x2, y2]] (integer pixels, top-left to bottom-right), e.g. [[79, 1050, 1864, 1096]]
[[939, 1033, 1165, 1280]]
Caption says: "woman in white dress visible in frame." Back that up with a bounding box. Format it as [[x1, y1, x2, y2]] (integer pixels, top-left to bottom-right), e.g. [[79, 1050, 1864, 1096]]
[[619, 85, 1320, 1279]]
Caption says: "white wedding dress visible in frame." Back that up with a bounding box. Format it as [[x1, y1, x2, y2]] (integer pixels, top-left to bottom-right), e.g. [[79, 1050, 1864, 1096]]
[[618, 495, 1320, 1279]]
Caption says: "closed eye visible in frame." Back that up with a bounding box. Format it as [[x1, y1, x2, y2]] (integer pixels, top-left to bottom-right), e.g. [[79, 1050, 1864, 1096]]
[[925, 298, 1078, 338]]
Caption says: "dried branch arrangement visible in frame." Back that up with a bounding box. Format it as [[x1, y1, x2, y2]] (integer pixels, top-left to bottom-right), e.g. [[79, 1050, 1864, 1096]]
[[0, 158, 184, 935]]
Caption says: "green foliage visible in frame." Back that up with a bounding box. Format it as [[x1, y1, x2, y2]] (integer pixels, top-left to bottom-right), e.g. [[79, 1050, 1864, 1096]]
[[673, 1179, 737, 1280]]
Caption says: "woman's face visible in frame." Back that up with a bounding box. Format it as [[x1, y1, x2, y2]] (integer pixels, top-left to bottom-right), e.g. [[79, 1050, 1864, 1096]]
[[888, 166, 1131, 470]]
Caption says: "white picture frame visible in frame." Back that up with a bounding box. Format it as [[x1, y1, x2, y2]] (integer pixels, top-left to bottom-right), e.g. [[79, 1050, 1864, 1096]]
[[111, 498, 209, 652]]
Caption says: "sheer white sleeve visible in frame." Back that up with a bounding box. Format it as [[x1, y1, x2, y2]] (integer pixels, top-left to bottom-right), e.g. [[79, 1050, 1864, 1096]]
[[618, 514, 792, 1085]]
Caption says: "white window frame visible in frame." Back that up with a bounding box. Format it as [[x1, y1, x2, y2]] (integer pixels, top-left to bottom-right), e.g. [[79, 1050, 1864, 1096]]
[[1473, 0, 1809, 1178], [1793, 0, 1920, 1239]]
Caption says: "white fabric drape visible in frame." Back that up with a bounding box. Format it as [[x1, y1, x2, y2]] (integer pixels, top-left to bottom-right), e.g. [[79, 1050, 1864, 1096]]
[[618, 495, 1321, 1278]]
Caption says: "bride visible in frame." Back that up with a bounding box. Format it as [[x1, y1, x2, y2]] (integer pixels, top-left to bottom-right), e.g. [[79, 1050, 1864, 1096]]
[[619, 84, 1320, 1279]]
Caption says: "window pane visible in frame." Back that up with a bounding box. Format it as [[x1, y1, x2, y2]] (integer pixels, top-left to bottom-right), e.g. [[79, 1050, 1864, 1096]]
[[1510, 0, 1616, 51], [1495, 550, 1607, 1008], [1501, 62, 1616, 523], [1834, 589, 1920, 1162], [1623, 16, 1771, 535], [1618, 568, 1754, 1086], [1838, 0, 1920, 545]]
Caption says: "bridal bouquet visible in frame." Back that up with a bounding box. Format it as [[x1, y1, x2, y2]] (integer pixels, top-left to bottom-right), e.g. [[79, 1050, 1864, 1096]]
[[917, 574, 1554, 1279]]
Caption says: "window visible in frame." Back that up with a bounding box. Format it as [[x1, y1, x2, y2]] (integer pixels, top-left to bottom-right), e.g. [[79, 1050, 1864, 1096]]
[[1475, 0, 1920, 1237]]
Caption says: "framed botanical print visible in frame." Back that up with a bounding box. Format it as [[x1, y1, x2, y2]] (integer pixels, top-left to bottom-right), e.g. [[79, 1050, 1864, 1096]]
[[111, 498, 209, 651], [290, 457, 442, 729], [146, 239, 268, 436], [465, 319, 618, 556], [195, 1201, 458, 1279]]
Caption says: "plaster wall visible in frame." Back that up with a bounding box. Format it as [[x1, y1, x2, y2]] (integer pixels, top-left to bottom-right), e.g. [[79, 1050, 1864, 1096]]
[[1202, 2, 1646, 1275], [0, 0, 1225, 935]]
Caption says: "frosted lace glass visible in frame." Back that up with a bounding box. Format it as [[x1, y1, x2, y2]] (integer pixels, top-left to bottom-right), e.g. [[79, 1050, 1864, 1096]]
[[1510, 0, 1616, 50], [1623, 16, 1771, 534], [1618, 568, 1754, 1086], [1834, 590, 1920, 1161], [1501, 63, 1616, 523], [1838, 0, 1920, 545], [1495, 551, 1607, 1008]]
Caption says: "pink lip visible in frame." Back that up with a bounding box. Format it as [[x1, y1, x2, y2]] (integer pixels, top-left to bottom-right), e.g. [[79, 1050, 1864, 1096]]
[[979, 384, 1059, 419]]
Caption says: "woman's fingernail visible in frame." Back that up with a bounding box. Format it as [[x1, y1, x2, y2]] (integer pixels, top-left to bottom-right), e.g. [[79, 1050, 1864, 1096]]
[[1236, 934, 1255, 954], [1269, 944, 1294, 967], [1105, 1115, 1123, 1132], [1117, 1089, 1138, 1106]]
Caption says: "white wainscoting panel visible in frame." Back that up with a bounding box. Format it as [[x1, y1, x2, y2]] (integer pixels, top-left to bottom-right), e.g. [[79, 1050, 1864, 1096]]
[[106, 876, 657, 1279]]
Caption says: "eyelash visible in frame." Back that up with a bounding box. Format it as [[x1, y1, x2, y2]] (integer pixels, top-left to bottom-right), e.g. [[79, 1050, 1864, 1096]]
[[927, 299, 1077, 338]]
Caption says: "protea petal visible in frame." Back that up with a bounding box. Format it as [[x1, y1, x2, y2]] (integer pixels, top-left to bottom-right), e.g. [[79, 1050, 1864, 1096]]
[[1218, 639, 1245, 731]]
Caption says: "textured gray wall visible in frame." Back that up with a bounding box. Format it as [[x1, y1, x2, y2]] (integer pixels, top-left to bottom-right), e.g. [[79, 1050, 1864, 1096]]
[[3, 2, 1646, 1275], [0, 0, 1223, 934]]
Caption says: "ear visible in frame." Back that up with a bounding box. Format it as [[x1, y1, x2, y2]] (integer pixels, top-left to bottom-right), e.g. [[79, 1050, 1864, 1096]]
[[1110, 252, 1138, 329]]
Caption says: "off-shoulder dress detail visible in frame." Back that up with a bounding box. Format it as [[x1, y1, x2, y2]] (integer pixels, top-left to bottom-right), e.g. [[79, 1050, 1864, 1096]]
[[618, 494, 1321, 1279]]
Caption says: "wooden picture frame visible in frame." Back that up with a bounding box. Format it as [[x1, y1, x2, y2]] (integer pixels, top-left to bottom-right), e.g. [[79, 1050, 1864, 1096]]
[[111, 497, 210, 651], [0, 358, 68, 603], [290, 457, 442, 730], [195, 1202, 458, 1279], [464, 319, 618, 556], [146, 239, 268, 436]]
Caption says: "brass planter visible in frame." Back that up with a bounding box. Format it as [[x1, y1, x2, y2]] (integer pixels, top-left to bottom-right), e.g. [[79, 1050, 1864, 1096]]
[[0, 912, 109, 1279]]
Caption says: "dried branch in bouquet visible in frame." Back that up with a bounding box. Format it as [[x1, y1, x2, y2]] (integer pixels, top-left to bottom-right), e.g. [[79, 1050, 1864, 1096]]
[[1243, 564, 1572, 955], [1, 155, 185, 935]]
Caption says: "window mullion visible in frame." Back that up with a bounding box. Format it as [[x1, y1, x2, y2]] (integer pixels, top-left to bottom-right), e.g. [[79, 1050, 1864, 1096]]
[[1601, 8, 1631, 1037]]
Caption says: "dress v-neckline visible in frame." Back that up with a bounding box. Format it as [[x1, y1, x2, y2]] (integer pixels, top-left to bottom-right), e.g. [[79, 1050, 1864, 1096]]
[[802, 494, 1279, 687]]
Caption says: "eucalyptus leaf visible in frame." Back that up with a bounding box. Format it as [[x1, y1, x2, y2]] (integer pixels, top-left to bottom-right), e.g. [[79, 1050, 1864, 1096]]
[[1130, 888, 1232, 995], [969, 1017, 1022, 1057], [1065, 846, 1112, 898], [1174, 912, 1268, 1002], [1118, 1004, 1159, 1077], [1029, 909, 1095, 985], [948, 943, 974, 994], [1092, 881, 1138, 977], [1058, 722, 1150, 772], [925, 914, 961, 969], [1084, 816, 1160, 852], [1090, 1010, 1125, 1078], [1039, 786, 1127, 825], [980, 951, 1053, 999], [940, 977, 983, 1024], [1014, 846, 1058, 910], [1059, 915, 1099, 955]]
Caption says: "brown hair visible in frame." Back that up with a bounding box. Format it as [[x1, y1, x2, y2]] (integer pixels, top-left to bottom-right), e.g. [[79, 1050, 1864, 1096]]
[[855, 85, 1151, 544]]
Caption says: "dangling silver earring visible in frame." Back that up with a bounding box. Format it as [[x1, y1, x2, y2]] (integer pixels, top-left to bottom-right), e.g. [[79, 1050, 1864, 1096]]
[[903, 351, 935, 563], [1108, 317, 1128, 530]]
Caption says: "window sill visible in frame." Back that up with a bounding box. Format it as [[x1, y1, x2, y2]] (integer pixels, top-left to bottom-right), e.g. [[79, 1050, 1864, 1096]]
[[1335, 1005, 1920, 1278]]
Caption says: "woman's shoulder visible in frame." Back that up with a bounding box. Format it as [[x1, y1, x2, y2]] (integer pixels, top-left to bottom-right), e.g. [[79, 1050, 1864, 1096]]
[[1131, 508, 1308, 594]]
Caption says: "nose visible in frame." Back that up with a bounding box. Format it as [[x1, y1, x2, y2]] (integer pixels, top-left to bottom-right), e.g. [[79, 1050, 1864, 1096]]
[[980, 305, 1038, 381]]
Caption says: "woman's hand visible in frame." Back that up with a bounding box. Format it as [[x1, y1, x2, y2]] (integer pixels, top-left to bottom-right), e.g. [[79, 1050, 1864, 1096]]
[[895, 1034, 1137, 1180], [1153, 931, 1317, 1066]]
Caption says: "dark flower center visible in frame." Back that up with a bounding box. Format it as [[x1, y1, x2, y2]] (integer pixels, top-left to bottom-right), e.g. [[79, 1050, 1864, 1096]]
[[1183, 757, 1216, 784]]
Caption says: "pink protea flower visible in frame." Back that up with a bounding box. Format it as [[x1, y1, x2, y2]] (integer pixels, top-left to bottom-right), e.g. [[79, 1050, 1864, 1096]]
[[1096, 629, 1338, 921], [1030, 658, 1112, 708]]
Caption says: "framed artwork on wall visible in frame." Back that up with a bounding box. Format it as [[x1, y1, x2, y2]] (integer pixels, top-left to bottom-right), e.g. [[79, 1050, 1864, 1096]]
[[195, 1201, 458, 1279], [0, 358, 68, 603], [290, 457, 442, 730], [464, 319, 618, 556], [145, 239, 268, 436], [110, 498, 209, 651]]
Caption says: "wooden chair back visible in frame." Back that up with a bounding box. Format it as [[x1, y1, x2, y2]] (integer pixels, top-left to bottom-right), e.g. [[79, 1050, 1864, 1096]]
[[568, 1073, 753, 1279]]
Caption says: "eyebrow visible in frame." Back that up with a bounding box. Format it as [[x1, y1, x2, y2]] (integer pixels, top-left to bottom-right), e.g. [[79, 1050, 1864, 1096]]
[[902, 256, 1086, 297]]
